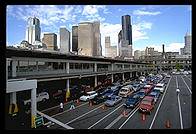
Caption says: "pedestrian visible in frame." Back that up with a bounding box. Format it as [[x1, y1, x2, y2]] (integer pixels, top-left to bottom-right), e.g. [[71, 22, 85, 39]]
[[59, 102, 63, 112], [176, 88, 180, 95], [70, 100, 75, 110]]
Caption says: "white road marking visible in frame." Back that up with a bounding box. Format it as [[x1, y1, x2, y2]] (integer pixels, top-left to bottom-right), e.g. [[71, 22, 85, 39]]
[[88, 103, 124, 129], [65, 104, 104, 125], [149, 77, 172, 129], [51, 102, 89, 118], [181, 76, 192, 94], [118, 107, 139, 129], [105, 114, 123, 129], [176, 76, 178, 88], [177, 93, 183, 129]]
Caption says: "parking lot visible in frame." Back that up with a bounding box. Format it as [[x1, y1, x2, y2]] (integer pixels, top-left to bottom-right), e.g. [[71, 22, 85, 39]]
[[39, 73, 192, 129]]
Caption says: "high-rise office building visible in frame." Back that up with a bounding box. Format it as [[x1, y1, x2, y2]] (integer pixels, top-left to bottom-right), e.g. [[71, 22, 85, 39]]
[[180, 32, 192, 55], [122, 15, 132, 45], [78, 21, 102, 57], [105, 36, 117, 58], [72, 26, 78, 52], [60, 27, 70, 53], [42, 33, 57, 51], [118, 15, 133, 57], [25, 16, 41, 44]]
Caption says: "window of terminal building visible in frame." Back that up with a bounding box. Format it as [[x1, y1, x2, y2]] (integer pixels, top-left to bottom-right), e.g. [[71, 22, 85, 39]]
[[28, 61, 37, 72]]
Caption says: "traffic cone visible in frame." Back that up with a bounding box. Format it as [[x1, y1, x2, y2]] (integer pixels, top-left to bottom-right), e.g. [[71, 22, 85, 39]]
[[142, 114, 146, 121], [76, 99, 79, 104], [166, 120, 170, 128], [123, 110, 126, 117], [102, 105, 105, 110], [89, 101, 92, 107], [65, 98, 68, 102]]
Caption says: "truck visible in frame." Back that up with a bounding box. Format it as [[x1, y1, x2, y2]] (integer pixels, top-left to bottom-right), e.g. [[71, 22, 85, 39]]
[[24, 92, 49, 105], [118, 85, 134, 98]]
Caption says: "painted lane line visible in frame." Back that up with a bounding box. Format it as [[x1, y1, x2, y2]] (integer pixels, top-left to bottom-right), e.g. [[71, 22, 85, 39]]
[[176, 76, 178, 88], [88, 104, 124, 129], [181, 76, 192, 94], [185, 75, 192, 82], [105, 114, 123, 129], [149, 77, 172, 129], [177, 94, 183, 129], [118, 107, 139, 129], [51, 102, 89, 118], [65, 104, 104, 125]]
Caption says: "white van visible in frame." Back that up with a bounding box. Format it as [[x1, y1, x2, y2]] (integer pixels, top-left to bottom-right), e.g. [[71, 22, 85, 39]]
[[118, 85, 134, 98], [154, 83, 166, 93], [24, 92, 49, 105]]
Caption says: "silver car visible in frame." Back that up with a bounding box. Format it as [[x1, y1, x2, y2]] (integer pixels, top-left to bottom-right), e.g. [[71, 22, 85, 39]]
[[104, 95, 122, 106]]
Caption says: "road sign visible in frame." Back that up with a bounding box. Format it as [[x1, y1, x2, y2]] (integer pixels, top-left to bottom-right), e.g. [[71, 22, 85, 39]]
[[34, 116, 44, 128]]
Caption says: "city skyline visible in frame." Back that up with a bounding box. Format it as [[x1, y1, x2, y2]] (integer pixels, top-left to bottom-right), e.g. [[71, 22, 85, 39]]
[[6, 5, 192, 55]]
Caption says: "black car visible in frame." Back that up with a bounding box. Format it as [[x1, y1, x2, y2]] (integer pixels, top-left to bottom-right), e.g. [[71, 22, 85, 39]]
[[91, 95, 105, 104]]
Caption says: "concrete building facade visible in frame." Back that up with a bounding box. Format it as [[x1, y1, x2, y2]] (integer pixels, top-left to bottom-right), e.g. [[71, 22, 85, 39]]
[[42, 33, 57, 51], [60, 28, 70, 53], [180, 32, 192, 55], [78, 21, 102, 57], [105, 36, 117, 58], [25, 16, 41, 44], [72, 26, 78, 52]]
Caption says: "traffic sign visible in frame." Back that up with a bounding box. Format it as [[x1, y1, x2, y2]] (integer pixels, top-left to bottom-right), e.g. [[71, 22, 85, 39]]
[[34, 116, 44, 128]]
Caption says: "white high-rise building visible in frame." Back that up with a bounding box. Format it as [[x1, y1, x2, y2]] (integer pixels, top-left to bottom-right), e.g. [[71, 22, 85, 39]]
[[60, 27, 70, 53], [25, 16, 41, 44]]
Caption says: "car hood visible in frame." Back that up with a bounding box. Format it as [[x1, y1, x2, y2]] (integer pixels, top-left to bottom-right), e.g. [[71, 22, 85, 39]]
[[139, 104, 152, 110], [105, 100, 115, 104]]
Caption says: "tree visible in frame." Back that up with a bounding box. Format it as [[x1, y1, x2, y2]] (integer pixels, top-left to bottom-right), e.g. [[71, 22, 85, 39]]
[[176, 61, 180, 72]]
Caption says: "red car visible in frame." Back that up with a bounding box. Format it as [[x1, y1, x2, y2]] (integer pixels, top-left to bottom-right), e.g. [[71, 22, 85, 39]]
[[141, 86, 151, 94], [139, 96, 155, 114]]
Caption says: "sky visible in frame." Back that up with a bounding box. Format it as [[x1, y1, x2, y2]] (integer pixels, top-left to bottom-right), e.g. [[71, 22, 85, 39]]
[[6, 5, 192, 56]]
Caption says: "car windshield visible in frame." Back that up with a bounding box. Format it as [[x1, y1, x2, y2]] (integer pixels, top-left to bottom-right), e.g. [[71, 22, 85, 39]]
[[128, 98, 135, 102], [155, 86, 163, 88], [138, 92, 144, 95], [141, 100, 151, 105], [120, 89, 128, 92]]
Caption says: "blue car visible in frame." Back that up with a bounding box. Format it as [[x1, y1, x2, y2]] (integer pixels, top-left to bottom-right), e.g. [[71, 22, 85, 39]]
[[148, 91, 159, 102], [124, 94, 141, 108], [104, 95, 122, 107], [103, 89, 119, 99], [137, 90, 146, 99], [132, 84, 141, 92]]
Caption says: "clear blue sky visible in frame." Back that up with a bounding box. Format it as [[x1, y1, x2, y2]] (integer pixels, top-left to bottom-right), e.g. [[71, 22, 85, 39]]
[[6, 5, 192, 55]]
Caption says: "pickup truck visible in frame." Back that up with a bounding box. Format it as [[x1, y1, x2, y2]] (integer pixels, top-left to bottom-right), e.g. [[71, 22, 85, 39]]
[[24, 92, 49, 105], [52, 90, 64, 99], [138, 96, 155, 114], [118, 85, 134, 98]]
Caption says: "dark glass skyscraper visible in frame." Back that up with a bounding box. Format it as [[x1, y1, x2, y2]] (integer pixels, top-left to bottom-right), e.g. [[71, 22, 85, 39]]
[[122, 15, 132, 45]]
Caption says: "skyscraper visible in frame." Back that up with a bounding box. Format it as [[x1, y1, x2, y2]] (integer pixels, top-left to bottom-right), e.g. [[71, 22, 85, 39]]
[[105, 36, 117, 58], [60, 27, 70, 53], [78, 21, 101, 57], [25, 16, 41, 44], [122, 15, 132, 45], [72, 26, 78, 52], [42, 33, 57, 51], [184, 32, 192, 55], [118, 15, 133, 57]]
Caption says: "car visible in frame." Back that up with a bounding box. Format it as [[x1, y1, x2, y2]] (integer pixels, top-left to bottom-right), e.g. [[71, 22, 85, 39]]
[[52, 89, 65, 99], [138, 96, 155, 114], [148, 91, 160, 102], [166, 74, 171, 78], [132, 84, 141, 92], [124, 94, 141, 108], [118, 85, 134, 97], [91, 95, 106, 104], [104, 95, 122, 107], [154, 83, 166, 93], [102, 88, 119, 99], [24, 92, 49, 105], [79, 91, 98, 101], [137, 90, 146, 99]]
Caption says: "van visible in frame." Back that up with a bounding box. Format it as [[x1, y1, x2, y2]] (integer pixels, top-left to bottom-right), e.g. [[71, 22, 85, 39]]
[[118, 85, 134, 98]]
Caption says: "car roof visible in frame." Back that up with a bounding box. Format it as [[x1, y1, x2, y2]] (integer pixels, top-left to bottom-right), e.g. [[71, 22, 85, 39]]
[[87, 91, 96, 94], [143, 96, 154, 101], [156, 83, 164, 86]]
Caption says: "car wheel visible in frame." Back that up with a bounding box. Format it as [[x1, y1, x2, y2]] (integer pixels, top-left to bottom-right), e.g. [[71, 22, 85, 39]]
[[42, 98, 46, 102]]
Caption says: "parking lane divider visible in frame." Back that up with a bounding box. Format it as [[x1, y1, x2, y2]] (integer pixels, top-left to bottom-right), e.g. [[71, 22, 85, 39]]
[[181, 76, 192, 94]]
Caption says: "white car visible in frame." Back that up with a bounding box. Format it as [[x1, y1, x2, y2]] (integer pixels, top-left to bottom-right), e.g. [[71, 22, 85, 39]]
[[154, 83, 166, 93], [166, 74, 171, 78], [79, 91, 98, 101], [24, 92, 49, 105]]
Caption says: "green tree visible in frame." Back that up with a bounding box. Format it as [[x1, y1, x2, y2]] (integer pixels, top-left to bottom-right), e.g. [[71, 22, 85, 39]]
[[176, 61, 180, 71]]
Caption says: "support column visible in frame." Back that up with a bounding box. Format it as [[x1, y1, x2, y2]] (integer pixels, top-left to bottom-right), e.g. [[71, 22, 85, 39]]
[[65, 79, 70, 101], [95, 75, 97, 87], [9, 92, 18, 115], [66, 62, 70, 74], [11, 60, 16, 77], [94, 63, 97, 72], [31, 88, 37, 128], [111, 63, 114, 83]]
